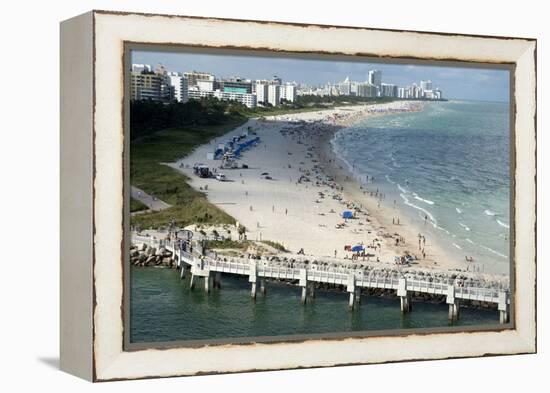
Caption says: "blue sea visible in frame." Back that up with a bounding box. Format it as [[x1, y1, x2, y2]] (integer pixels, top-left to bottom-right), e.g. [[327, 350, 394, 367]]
[[331, 100, 510, 274]]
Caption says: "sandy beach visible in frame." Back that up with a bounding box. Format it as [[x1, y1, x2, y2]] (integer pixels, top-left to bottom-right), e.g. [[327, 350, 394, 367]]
[[169, 102, 467, 271]]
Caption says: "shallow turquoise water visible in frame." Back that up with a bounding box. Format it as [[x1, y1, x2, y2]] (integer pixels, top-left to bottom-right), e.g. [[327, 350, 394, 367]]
[[331, 100, 510, 274], [130, 266, 499, 343]]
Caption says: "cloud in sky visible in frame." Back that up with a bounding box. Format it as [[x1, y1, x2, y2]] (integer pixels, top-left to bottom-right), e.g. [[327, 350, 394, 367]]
[[132, 50, 510, 102]]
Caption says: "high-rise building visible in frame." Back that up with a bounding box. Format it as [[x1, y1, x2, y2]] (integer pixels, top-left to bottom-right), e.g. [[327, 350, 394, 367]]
[[267, 84, 280, 106], [339, 76, 352, 96], [187, 86, 256, 108], [356, 83, 378, 98], [254, 81, 269, 105], [397, 87, 406, 99], [184, 71, 215, 87], [420, 80, 433, 91], [219, 77, 252, 94], [381, 83, 398, 97], [130, 70, 166, 101], [280, 83, 297, 102], [368, 70, 382, 89], [166, 72, 189, 103], [196, 79, 215, 91], [271, 75, 282, 85], [407, 84, 421, 99], [132, 64, 151, 73]]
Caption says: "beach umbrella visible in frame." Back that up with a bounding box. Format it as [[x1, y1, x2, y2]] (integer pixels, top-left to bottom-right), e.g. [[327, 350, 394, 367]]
[[351, 245, 364, 252], [342, 211, 354, 219]]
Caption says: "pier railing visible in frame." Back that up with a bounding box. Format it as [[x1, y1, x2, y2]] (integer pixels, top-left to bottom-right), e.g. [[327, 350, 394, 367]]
[[132, 235, 510, 323]]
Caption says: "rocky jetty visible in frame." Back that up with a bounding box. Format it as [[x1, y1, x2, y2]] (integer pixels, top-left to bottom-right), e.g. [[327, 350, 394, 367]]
[[130, 243, 177, 268]]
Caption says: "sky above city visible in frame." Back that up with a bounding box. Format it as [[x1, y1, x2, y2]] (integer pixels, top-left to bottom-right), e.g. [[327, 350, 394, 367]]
[[132, 50, 510, 102]]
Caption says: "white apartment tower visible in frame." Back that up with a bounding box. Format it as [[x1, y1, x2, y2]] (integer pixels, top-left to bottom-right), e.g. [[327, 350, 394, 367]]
[[267, 84, 280, 106], [255, 81, 269, 105], [279, 84, 297, 102], [167, 72, 189, 103]]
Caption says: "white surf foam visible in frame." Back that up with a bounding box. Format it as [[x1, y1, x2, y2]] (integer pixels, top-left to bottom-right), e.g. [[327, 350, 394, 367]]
[[456, 207, 462, 214], [497, 219, 510, 229], [484, 209, 497, 216], [452, 243, 462, 250], [481, 245, 508, 259], [400, 193, 437, 228], [412, 192, 435, 205], [459, 222, 470, 231]]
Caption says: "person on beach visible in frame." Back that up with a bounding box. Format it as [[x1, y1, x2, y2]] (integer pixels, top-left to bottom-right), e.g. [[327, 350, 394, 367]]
[[423, 236, 426, 246], [424, 214, 428, 224], [419, 238, 422, 250], [285, 208, 288, 215], [250, 205, 253, 211], [397, 217, 400, 225], [334, 250, 337, 258]]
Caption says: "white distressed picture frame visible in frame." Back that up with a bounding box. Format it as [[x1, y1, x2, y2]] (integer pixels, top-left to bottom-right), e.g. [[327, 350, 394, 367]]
[[60, 10, 536, 381]]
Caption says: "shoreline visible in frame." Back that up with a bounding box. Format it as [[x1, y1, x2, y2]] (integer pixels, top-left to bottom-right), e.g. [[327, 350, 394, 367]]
[[170, 101, 507, 279], [313, 103, 464, 272]]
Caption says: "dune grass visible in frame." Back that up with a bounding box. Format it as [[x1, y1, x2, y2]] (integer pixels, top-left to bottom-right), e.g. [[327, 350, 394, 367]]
[[130, 117, 247, 229]]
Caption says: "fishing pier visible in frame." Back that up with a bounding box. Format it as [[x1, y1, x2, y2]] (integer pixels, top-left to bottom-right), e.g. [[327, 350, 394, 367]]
[[133, 235, 510, 324]]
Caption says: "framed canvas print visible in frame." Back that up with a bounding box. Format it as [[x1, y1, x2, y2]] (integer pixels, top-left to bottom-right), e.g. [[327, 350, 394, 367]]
[[60, 10, 537, 381]]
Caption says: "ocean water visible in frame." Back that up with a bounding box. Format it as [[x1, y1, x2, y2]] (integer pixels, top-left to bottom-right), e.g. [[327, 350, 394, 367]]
[[331, 100, 510, 274], [130, 266, 499, 343]]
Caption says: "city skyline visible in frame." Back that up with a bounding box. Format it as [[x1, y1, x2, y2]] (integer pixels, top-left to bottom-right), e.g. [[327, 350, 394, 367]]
[[132, 50, 510, 102]]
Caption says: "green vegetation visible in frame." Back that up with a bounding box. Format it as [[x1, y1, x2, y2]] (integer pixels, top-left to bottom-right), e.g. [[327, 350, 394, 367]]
[[260, 240, 289, 252], [130, 115, 246, 229], [204, 239, 251, 250], [130, 197, 149, 213]]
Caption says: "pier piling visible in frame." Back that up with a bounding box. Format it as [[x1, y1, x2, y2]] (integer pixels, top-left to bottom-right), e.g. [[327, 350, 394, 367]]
[[205, 272, 213, 294], [301, 286, 307, 304], [299, 269, 308, 304], [347, 273, 356, 310], [260, 278, 266, 296], [448, 300, 460, 323], [348, 291, 355, 310], [309, 283, 315, 298], [214, 272, 222, 289], [498, 291, 509, 324], [400, 293, 412, 313], [189, 274, 195, 290]]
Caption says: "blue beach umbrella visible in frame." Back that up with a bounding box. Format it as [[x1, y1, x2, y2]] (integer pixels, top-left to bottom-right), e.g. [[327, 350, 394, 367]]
[[351, 245, 364, 252], [342, 211, 354, 219]]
